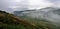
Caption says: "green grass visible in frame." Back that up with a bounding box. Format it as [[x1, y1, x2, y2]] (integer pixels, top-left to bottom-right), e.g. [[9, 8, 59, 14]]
[[18, 16, 60, 29], [0, 24, 35, 29]]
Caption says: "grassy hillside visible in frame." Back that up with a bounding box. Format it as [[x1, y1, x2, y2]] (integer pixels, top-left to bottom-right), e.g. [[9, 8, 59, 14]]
[[19, 16, 60, 29], [0, 11, 39, 29], [0, 10, 60, 29]]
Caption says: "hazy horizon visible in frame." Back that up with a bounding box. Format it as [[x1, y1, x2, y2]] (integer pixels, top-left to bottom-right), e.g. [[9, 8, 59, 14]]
[[0, 0, 60, 12]]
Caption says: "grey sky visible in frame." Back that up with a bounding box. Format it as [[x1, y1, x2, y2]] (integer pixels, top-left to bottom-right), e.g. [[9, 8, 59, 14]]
[[0, 0, 60, 12]]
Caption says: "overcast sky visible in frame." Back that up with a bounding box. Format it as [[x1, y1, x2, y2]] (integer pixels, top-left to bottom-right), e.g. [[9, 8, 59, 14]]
[[0, 0, 60, 12]]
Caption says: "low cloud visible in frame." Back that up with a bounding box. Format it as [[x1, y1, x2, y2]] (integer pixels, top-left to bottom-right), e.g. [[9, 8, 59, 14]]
[[0, 0, 60, 12]]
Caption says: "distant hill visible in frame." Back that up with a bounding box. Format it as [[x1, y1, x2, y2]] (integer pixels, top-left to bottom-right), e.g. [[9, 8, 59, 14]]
[[13, 8, 60, 29], [13, 10, 36, 16], [13, 7, 60, 24]]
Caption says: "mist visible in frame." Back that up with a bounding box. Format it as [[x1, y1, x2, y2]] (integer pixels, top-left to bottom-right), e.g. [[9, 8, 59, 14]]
[[0, 0, 60, 24], [0, 0, 60, 12], [13, 7, 60, 25]]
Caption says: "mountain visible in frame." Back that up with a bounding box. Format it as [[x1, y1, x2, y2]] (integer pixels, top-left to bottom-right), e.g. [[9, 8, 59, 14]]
[[0, 10, 39, 29], [13, 7, 60, 25], [0, 10, 60, 29], [42, 7, 60, 23], [13, 7, 59, 18], [14, 7, 60, 29], [13, 10, 36, 16]]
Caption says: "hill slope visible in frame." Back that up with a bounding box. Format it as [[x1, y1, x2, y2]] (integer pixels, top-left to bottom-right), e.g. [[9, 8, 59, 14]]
[[0, 10, 38, 29], [0, 10, 60, 29]]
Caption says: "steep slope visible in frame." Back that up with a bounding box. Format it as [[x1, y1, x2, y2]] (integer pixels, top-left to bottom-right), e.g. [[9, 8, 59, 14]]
[[0, 10, 39, 29]]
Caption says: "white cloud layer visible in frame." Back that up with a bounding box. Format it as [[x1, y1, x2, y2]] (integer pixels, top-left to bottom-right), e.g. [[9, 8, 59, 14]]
[[0, 0, 60, 12], [29, 0, 53, 9]]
